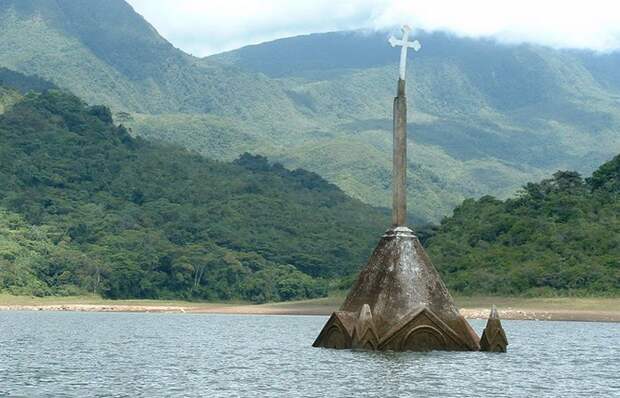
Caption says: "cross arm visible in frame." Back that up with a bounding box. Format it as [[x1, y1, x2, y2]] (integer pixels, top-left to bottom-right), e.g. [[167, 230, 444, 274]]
[[389, 36, 422, 51]]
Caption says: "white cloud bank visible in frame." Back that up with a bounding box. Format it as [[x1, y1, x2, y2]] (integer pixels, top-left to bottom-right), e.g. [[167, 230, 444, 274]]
[[126, 0, 620, 56]]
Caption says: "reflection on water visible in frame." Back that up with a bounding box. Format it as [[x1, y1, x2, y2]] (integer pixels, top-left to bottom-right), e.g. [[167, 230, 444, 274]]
[[0, 312, 618, 397]]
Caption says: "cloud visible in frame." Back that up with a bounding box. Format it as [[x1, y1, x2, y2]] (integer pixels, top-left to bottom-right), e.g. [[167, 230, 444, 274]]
[[126, 0, 620, 56]]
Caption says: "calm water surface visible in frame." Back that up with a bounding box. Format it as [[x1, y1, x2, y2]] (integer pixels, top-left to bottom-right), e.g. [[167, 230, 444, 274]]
[[0, 312, 618, 397]]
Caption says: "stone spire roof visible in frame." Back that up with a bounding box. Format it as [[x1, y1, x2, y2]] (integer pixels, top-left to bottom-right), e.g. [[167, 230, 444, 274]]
[[313, 227, 481, 351]]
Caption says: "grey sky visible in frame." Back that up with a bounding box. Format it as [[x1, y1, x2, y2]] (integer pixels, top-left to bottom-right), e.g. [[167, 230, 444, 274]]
[[126, 0, 620, 57]]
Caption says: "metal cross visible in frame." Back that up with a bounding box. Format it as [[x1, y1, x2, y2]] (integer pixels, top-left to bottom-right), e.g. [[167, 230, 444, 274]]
[[389, 25, 421, 81]]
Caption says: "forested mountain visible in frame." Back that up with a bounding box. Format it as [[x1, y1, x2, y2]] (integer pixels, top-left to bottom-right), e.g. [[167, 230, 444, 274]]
[[210, 32, 620, 221], [0, 87, 388, 301], [0, 73, 617, 298], [0, 1, 618, 300], [1, 0, 619, 223], [0, 0, 305, 126], [0, 0, 620, 224]]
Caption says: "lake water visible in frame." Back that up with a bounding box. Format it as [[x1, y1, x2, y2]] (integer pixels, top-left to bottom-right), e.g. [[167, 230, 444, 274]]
[[0, 312, 618, 397]]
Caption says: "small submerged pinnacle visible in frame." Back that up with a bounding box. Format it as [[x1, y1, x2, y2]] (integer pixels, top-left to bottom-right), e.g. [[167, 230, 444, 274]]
[[479, 305, 508, 353]]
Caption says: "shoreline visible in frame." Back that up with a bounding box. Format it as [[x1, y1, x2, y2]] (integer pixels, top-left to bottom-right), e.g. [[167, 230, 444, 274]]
[[1, 296, 619, 322]]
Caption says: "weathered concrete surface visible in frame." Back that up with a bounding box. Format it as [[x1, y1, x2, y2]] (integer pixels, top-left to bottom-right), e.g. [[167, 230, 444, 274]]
[[313, 227, 481, 351], [392, 79, 407, 227], [479, 305, 508, 352]]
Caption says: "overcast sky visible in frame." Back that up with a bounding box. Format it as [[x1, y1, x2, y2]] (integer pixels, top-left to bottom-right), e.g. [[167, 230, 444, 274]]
[[126, 0, 620, 57]]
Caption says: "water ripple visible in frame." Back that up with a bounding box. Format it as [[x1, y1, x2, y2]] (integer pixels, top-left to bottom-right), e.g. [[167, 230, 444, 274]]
[[0, 312, 618, 397]]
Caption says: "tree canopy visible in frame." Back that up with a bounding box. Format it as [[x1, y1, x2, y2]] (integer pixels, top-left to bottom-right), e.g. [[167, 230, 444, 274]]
[[0, 90, 387, 301], [426, 158, 620, 296]]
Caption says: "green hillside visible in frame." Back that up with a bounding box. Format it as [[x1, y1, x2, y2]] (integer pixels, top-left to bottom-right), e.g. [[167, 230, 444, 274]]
[[425, 156, 620, 296], [0, 88, 388, 301], [0, 75, 617, 299], [0, 0, 302, 121], [1, 0, 619, 223]]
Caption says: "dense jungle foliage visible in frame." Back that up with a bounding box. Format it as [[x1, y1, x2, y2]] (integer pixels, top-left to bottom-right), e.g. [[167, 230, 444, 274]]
[[0, 89, 388, 301], [426, 157, 620, 296]]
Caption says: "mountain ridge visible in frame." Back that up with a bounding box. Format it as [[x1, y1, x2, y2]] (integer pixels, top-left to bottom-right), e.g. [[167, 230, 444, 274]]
[[1, 0, 619, 222]]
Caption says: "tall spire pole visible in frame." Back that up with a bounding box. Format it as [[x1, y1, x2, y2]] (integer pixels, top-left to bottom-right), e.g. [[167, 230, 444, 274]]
[[389, 26, 421, 227], [392, 78, 407, 226]]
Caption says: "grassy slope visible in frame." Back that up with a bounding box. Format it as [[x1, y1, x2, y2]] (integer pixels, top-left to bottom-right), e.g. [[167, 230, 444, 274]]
[[0, 0, 310, 125], [144, 34, 620, 222], [207, 37, 620, 221]]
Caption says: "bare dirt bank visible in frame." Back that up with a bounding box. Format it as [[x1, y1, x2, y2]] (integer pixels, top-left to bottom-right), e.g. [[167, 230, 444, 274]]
[[1, 296, 619, 322]]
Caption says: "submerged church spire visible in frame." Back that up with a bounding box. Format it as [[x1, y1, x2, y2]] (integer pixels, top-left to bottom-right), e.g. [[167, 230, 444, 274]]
[[313, 25, 508, 352]]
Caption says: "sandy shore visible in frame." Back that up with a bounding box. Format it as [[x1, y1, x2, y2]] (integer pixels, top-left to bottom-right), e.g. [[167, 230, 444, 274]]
[[1, 297, 619, 322]]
